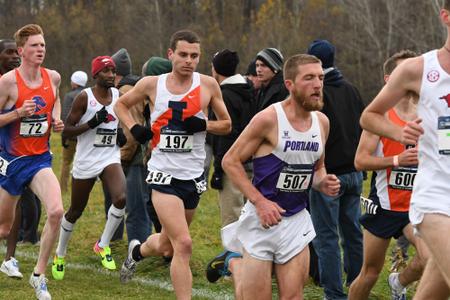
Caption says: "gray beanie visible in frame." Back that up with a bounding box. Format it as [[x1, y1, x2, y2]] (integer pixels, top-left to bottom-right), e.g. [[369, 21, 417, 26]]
[[111, 48, 132, 76], [256, 48, 284, 73]]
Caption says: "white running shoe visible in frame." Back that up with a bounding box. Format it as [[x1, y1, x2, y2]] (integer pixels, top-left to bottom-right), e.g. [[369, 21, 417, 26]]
[[29, 273, 52, 300], [0, 257, 23, 278], [120, 239, 141, 283], [388, 273, 407, 300]]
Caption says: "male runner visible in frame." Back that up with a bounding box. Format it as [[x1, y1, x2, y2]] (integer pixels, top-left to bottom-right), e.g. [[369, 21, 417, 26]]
[[52, 56, 127, 280], [0, 24, 64, 300], [348, 50, 429, 300], [115, 30, 231, 299], [360, 1, 450, 297], [217, 54, 340, 299]]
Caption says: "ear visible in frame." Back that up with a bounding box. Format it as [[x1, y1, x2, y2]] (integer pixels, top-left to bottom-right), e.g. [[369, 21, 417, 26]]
[[284, 79, 294, 91], [440, 8, 450, 25], [17, 47, 24, 56], [167, 48, 174, 60], [383, 74, 389, 84]]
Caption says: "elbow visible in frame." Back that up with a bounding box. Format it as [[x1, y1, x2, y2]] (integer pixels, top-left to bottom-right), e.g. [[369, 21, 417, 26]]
[[221, 152, 232, 174], [224, 120, 232, 135], [354, 156, 365, 172]]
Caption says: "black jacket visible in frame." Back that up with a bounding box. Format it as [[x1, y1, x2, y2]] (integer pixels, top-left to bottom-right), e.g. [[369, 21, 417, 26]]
[[321, 69, 365, 175], [254, 71, 288, 114], [212, 74, 254, 172]]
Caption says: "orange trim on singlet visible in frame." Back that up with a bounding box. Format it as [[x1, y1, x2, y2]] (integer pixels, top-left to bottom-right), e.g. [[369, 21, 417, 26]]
[[150, 86, 201, 149], [380, 108, 413, 212], [10, 67, 55, 155]]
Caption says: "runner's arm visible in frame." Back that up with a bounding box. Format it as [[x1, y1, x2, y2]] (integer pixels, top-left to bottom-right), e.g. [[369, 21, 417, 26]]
[[206, 77, 231, 135], [62, 91, 90, 139], [0, 74, 35, 127]]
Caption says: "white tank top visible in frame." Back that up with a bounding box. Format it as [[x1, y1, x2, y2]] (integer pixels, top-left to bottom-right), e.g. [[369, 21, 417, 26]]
[[411, 50, 450, 213], [73, 87, 121, 172], [148, 72, 206, 180]]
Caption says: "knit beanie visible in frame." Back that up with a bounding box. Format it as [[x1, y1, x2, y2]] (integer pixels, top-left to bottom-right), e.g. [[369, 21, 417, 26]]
[[70, 71, 88, 87], [307, 39, 335, 68], [246, 59, 257, 76], [212, 49, 239, 77], [111, 48, 132, 76], [256, 48, 283, 73], [143, 57, 172, 76], [91, 56, 116, 77]]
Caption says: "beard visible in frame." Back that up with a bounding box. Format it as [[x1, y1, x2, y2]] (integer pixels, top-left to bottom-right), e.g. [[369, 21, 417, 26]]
[[293, 89, 324, 111], [97, 78, 115, 89]]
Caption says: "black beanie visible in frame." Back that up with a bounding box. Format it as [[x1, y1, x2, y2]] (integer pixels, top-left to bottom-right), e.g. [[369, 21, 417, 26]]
[[246, 59, 257, 76], [307, 40, 335, 68], [212, 49, 239, 77], [256, 48, 283, 73], [111, 48, 132, 76]]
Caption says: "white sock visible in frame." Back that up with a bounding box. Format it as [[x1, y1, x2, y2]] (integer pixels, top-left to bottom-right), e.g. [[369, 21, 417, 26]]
[[391, 273, 405, 290], [56, 215, 75, 257], [98, 205, 125, 248]]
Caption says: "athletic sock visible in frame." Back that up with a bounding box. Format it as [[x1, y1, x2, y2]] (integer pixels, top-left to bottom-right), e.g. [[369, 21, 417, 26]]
[[98, 205, 125, 248], [56, 215, 75, 257], [131, 244, 144, 262], [391, 273, 405, 290]]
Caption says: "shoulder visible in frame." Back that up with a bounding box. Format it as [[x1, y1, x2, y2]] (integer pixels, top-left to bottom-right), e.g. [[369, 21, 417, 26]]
[[251, 104, 276, 129], [135, 75, 157, 90], [316, 111, 329, 128], [45, 68, 61, 85], [394, 56, 423, 81], [0, 70, 17, 86], [199, 73, 220, 89]]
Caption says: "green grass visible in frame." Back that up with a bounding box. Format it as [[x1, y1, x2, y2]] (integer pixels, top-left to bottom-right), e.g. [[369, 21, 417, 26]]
[[0, 134, 412, 299]]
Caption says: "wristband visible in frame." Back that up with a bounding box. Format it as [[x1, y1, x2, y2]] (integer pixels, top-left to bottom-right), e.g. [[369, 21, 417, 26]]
[[14, 109, 20, 119], [393, 155, 399, 167]]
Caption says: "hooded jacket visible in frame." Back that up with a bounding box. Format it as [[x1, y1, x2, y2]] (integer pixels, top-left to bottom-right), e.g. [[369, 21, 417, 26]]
[[212, 74, 254, 171]]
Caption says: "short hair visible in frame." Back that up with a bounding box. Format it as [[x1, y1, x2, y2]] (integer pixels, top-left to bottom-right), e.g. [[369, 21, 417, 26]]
[[383, 50, 417, 75], [0, 39, 15, 53], [169, 30, 200, 51], [283, 54, 322, 81], [445, 0, 450, 10], [14, 24, 43, 47]]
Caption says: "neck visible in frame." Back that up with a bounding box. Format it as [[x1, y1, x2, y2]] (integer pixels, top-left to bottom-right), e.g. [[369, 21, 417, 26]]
[[93, 84, 110, 98], [18, 61, 41, 81]]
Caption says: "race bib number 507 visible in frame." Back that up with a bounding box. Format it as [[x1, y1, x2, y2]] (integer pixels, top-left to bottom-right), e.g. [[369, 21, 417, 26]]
[[276, 165, 313, 193]]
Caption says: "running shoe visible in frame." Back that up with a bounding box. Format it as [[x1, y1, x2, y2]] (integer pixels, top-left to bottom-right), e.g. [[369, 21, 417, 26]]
[[0, 257, 23, 278], [51, 256, 65, 280], [205, 250, 241, 283], [120, 239, 140, 283], [29, 273, 51, 300], [93, 240, 116, 270]]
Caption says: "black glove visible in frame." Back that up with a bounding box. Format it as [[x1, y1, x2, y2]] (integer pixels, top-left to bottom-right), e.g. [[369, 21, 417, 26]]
[[87, 106, 108, 128], [183, 116, 207, 134], [210, 171, 223, 190], [116, 127, 127, 147], [130, 124, 153, 144]]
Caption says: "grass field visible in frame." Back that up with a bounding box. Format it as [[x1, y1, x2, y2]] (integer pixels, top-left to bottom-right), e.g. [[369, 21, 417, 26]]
[[0, 133, 414, 299]]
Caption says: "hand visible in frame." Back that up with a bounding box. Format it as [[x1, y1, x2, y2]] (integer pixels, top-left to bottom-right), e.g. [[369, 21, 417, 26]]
[[317, 174, 340, 196], [87, 106, 108, 128], [116, 127, 127, 147], [401, 118, 423, 145], [183, 116, 207, 134], [254, 198, 285, 229], [210, 171, 223, 190], [130, 124, 153, 144], [398, 147, 418, 166], [52, 119, 64, 132], [17, 100, 36, 117]]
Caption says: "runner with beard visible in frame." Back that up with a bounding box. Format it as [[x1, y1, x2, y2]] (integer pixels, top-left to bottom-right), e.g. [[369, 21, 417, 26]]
[[52, 56, 127, 280], [213, 54, 340, 299]]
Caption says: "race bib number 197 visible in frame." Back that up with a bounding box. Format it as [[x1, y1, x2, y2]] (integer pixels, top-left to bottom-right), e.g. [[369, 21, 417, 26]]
[[146, 170, 172, 185]]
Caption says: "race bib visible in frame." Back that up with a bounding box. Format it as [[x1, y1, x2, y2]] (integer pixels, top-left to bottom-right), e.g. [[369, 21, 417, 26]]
[[0, 156, 9, 176], [146, 170, 172, 185], [19, 114, 48, 137], [360, 196, 378, 215], [276, 165, 313, 192], [159, 127, 193, 153], [388, 167, 417, 191], [438, 116, 450, 154], [94, 128, 117, 147]]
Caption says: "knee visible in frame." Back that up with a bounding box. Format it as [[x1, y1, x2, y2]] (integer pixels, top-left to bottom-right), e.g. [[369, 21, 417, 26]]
[[112, 193, 126, 209], [0, 225, 12, 239], [360, 267, 380, 286], [66, 207, 82, 223], [47, 206, 64, 225], [173, 236, 192, 256]]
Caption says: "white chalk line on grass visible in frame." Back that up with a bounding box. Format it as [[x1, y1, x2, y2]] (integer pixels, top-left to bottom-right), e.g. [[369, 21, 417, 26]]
[[1, 246, 233, 300]]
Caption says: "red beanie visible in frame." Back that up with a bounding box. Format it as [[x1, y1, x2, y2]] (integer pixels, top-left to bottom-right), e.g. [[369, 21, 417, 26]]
[[91, 56, 116, 77]]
